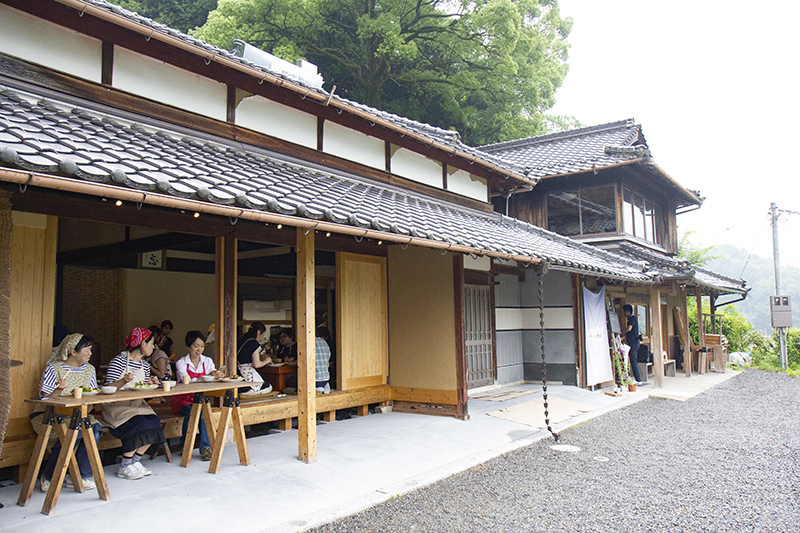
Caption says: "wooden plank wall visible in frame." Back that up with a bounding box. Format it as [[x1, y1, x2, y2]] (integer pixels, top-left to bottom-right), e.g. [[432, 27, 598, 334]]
[[3, 212, 57, 467], [336, 252, 388, 390]]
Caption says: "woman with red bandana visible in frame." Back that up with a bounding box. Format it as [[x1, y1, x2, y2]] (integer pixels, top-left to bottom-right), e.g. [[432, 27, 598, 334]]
[[101, 327, 166, 480]]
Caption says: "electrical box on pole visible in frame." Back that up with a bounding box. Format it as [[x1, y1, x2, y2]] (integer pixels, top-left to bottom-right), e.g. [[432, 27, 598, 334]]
[[770, 295, 793, 328]]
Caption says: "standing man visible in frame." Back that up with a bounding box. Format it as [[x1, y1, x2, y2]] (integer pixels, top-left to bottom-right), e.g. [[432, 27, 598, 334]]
[[623, 304, 642, 384]]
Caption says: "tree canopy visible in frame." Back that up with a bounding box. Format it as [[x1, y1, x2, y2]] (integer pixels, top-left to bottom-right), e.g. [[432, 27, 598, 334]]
[[193, 0, 572, 146], [115, 0, 219, 33]]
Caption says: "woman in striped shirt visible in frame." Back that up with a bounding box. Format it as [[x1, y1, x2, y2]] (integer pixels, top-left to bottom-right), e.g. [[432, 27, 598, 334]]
[[101, 327, 166, 480], [32, 333, 103, 493]]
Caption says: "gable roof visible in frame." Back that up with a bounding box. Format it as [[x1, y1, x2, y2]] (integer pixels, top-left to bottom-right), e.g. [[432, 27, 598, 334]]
[[0, 81, 652, 282], [39, 0, 530, 187], [480, 119, 702, 208]]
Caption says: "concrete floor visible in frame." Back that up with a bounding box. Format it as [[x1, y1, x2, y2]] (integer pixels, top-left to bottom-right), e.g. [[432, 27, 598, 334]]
[[0, 370, 739, 532]]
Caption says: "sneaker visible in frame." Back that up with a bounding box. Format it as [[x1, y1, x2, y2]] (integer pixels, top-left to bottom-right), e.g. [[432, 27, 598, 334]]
[[116, 464, 144, 480], [200, 446, 213, 461], [40, 476, 50, 493], [64, 475, 96, 490], [133, 461, 152, 476]]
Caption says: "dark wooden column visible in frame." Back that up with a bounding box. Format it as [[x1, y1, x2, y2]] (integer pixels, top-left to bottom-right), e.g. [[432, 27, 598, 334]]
[[453, 253, 468, 420], [650, 288, 664, 388], [296, 227, 316, 462]]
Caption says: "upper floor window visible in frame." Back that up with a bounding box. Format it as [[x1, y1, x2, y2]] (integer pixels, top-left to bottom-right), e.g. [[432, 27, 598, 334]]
[[547, 185, 617, 237], [622, 187, 659, 244]]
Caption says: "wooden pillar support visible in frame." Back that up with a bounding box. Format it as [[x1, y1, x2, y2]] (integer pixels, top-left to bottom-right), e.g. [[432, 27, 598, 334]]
[[296, 227, 316, 463], [695, 287, 705, 346], [453, 253, 468, 420], [650, 288, 664, 389], [215, 235, 238, 374], [681, 286, 692, 377]]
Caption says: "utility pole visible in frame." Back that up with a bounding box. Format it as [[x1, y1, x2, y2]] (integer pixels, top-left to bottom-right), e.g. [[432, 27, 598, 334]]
[[771, 202, 788, 370]]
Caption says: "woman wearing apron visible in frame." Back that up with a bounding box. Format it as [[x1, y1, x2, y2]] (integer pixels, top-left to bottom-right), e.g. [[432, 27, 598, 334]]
[[102, 327, 166, 480], [236, 321, 273, 395], [171, 330, 223, 461]]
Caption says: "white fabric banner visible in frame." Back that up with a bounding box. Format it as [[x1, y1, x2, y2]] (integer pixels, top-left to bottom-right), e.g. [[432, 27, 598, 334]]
[[583, 286, 614, 387]]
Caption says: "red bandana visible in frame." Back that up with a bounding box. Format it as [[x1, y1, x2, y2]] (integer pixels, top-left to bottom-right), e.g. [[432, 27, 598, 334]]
[[125, 327, 152, 350]]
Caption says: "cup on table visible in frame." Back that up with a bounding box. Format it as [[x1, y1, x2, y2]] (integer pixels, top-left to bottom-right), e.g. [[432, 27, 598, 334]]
[[73, 387, 83, 399], [163, 381, 171, 392], [182, 375, 190, 385]]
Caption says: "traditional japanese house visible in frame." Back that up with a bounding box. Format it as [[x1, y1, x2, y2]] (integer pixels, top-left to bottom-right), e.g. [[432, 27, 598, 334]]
[[0, 0, 667, 476], [480, 120, 749, 388]]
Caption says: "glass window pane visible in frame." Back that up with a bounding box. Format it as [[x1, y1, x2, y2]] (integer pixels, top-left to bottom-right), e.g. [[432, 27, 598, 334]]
[[547, 190, 581, 236], [644, 199, 655, 242], [623, 188, 633, 235], [579, 185, 617, 234], [633, 193, 646, 239]]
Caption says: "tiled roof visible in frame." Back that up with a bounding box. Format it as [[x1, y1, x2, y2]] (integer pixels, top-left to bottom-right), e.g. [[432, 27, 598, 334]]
[[69, 0, 525, 183], [615, 243, 749, 295], [0, 82, 652, 281], [479, 119, 647, 179]]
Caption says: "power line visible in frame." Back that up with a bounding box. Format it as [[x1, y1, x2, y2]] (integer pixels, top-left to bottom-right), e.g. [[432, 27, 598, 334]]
[[739, 211, 770, 279]]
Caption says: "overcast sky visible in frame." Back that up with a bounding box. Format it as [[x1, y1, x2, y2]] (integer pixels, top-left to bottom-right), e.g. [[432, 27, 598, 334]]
[[548, 0, 800, 275]]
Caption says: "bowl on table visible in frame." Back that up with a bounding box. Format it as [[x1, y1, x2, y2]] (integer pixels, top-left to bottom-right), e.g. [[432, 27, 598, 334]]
[[201, 375, 216, 382], [100, 386, 117, 394]]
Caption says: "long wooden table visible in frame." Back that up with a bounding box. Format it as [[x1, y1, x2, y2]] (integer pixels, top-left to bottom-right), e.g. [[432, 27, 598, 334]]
[[17, 381, 249, 515]]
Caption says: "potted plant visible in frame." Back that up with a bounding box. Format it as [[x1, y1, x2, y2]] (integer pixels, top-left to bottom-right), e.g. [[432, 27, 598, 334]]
[[612, 341, 636, 392]]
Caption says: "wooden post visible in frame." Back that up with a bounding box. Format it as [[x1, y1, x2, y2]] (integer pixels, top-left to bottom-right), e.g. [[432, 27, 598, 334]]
[[695, 287, 705, 346], [681, 286, 692, 377], [650, 288, 664, 388], [453, 253, 468, 420], [296, 227, 316, 462], [215, 236, 238, 374]]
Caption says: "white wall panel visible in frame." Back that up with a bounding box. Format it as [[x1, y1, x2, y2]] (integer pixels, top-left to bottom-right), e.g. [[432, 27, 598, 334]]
[[324, 121, 385, 170], [464, 255, 491, 271], [447, 168, 487, 202], [0, 4, 102, 83], [495, 307, 574, 331], [236, 96, 317, 149], [391, 146, 442, 188], [114, 48, 227, 121]]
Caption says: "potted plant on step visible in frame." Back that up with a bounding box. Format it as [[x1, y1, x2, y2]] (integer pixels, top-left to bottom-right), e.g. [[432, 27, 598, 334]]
[[612, 339, 636, 393]]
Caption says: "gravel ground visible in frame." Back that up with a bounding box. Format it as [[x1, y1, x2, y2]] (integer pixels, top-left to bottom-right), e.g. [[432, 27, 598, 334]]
[[309, 370, 800, 533]]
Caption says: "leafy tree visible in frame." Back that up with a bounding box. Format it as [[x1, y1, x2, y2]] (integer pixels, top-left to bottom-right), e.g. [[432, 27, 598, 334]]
[[116, 0, 218, 33], [193, 0, 572, 146], [677, 229, 720, 267]]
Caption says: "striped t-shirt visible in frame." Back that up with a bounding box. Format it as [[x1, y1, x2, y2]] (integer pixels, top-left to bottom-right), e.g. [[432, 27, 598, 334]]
[[40, 362, 97, 398], [106, 353, 150, 385]]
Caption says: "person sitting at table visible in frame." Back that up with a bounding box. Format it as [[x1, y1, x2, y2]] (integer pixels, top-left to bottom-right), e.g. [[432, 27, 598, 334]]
[[31, 333, 103, 493], [147, 326, 173, 381], [102, 327, 167, 480], [275, 328, 298, 362], [314, 326, 333, 394], [171, 330, 223, 461], [236, 322, 272, 394], [155, 319, 175, 359]]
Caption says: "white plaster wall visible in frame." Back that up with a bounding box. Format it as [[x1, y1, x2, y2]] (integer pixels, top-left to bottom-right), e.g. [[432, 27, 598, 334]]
[[113, 47, 227, 121], [236, 96, 317, 149], [324, 121, 385, 170], [0, 4, 102, 83], [495, 307, 574, 331], [447, 168, 488, 202], [390, 146, 442, 188], [464, 255, 491, 271]]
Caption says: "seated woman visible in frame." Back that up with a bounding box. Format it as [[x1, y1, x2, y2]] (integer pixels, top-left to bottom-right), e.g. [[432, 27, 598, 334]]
[[236, 322, 272, 395], [171, 330, 222, 461], [102, 327, 167, 480], [146, 325, 173, 381], [32, 333, 103, 493]]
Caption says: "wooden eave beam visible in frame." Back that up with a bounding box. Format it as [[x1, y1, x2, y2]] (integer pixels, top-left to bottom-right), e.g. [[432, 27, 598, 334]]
[[56, 231, 211, 265], [1, 0, 525, 191]]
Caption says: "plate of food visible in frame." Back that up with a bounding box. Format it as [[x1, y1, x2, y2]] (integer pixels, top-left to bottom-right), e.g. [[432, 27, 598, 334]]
[[267, 363, 284, 367], [221, 376, 243, 383], [82, 388, 101, 396], [132, 382, 159, 390]]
